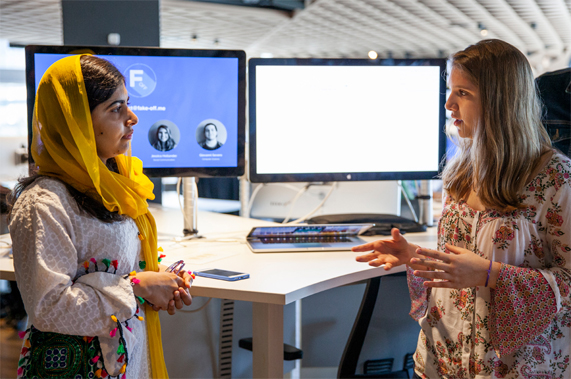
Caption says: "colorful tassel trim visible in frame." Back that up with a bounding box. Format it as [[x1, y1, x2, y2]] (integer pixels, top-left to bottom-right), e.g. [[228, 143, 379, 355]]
[[17, 328, 31, 378], [158, 254, 166, 263], [81, 258, 119, 274], [90, 258, 99, 271], [138, 232, 144, 241], [139, 261, 146, 270], [108, 315, 131, 378]]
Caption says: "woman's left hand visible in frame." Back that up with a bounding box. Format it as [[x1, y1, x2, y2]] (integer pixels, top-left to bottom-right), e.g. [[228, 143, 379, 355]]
[[410, 243, 491, 289], [153, 266, 193, 314]]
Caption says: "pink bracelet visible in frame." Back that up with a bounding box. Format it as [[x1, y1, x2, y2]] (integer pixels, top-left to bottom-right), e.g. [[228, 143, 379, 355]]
[[485, 260, 493, 287]]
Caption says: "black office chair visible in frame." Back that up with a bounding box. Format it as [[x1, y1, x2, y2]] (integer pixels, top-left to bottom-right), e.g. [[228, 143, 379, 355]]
[[536, 67, 571, 158], [338, 272, 420, 379]]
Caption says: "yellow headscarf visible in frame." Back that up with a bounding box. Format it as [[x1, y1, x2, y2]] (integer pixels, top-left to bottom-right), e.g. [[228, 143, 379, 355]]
[[33, 54, 168, 379]]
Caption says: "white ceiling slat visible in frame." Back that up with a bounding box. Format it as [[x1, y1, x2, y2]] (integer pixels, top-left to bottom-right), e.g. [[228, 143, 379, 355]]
[[0, 0, 568, 72], [446, 0, 529, 52], [479, 0, 545, 51], [499, 0, 564, 61], [386, 0, 477, 50], [535, 0, 571, 44]]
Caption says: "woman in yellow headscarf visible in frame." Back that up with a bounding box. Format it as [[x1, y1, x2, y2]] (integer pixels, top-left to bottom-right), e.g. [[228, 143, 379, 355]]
[[8, 54, 192, 379]]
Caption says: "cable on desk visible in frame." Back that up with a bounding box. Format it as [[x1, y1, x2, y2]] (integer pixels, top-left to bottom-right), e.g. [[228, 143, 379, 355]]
[[246, 183, 310, 219], [286, 182, 337, 225], [282, 184, 310, 224]]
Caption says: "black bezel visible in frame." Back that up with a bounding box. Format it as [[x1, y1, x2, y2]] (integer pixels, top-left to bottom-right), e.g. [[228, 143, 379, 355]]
[[25, 45, 246, 177], [248, 57, 447, 183]]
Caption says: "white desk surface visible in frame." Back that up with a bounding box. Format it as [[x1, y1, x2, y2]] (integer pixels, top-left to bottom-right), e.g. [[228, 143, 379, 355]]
[[0, 205, 438, 378], [0, 206, 439, 303]]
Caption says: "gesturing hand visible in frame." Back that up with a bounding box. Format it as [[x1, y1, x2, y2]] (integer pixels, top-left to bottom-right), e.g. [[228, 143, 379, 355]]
[[410, 243, 495, 289], [353, 228, 418, 270]]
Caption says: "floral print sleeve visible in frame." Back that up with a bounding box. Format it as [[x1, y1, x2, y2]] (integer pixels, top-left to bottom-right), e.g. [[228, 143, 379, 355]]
[[489, 264, 558, 356], [489, 156, 571, 357], [407, 265, 431, 321]]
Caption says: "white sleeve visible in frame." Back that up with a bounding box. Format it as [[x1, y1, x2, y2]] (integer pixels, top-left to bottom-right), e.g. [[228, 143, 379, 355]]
[[9, 186, 137, 337]]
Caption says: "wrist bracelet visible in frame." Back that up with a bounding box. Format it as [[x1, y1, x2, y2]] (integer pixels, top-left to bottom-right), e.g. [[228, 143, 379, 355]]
[[485, 260, 493, 287]]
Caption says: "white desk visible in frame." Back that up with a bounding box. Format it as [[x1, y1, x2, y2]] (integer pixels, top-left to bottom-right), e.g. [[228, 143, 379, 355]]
[[0, 206, 438, 378]]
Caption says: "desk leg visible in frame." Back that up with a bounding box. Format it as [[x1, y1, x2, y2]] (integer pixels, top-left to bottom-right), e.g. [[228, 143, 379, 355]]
[[252, 302, 284, 378]]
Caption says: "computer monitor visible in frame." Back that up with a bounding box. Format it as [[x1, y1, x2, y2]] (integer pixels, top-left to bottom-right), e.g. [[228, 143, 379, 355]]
[[248, 58, 447, 183], [25, 45, 246, 178]]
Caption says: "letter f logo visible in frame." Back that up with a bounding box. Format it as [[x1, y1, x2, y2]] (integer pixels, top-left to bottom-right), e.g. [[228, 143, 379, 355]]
[[130, 70, 144, 88]]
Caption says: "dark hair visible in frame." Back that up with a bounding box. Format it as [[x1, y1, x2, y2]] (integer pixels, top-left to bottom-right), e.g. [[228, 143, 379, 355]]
[[81, 55, 125, 112], [204, 122, 218, 137], [157, 125, 169, 134], [9, 56, 126, 223]]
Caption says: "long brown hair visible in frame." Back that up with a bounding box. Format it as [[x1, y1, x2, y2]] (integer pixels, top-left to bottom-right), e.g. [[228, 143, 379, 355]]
[[442, 39, 551, 211], [9, 55, 126, 223]]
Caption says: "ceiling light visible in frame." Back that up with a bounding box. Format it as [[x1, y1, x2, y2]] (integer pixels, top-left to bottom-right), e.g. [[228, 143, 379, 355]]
[[107, 33, 120, 46], [260, 52, 274, 58], [478, 22, 488, 37], [368, 50, 378, 60], [191, 34, 198, 43]]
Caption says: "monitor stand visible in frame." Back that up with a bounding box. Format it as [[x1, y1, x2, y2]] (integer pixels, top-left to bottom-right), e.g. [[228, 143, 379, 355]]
[[183, 177, 199, 236], [306, 180, 434, 235]]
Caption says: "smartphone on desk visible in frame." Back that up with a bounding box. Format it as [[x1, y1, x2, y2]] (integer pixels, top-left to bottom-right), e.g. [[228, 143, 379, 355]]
[[194, 268, 250, 281]]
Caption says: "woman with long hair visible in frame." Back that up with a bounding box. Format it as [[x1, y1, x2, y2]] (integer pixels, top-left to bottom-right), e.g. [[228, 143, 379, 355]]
[[152, 124, 176, 152], [354, 39, 570, 378], [9, 55, 192, 379]]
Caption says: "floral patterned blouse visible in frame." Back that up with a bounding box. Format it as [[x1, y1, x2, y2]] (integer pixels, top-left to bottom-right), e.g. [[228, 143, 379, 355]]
[[408, 151, 571, 379]]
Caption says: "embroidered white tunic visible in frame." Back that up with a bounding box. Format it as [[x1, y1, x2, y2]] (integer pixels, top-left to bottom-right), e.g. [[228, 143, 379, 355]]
[[10, 177, 151, 378]]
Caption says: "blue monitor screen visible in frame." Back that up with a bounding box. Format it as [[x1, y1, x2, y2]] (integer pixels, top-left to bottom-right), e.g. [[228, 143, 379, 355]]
[[26, 46, 246, 177]]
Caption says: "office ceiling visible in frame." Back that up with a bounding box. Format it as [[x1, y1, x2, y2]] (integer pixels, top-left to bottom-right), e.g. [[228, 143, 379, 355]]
[[1, 0, 570, 73]]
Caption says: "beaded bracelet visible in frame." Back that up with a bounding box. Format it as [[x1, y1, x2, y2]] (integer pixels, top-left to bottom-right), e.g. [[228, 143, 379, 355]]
[[484, 260, 493, 287]]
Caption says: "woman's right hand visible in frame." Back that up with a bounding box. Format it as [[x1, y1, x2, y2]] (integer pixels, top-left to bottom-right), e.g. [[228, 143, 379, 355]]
[[132, 271, 185, 309], [352, 228, 422, 270]]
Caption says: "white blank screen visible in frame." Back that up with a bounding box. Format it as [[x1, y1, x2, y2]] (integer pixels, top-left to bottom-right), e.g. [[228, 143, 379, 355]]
[[254, 65, 442, 175]]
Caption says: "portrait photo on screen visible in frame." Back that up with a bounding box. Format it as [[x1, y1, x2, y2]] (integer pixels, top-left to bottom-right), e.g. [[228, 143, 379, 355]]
[[148, 120, 180, 152], [196, 119, 227, 151]]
